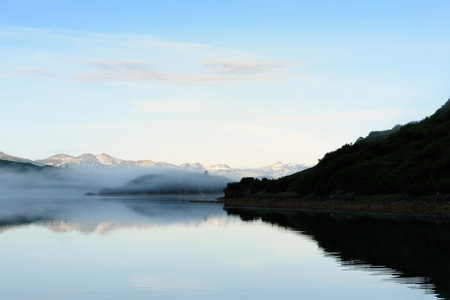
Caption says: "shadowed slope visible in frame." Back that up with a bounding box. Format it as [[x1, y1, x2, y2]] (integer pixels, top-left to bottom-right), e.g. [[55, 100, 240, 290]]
[[225, 99, 450, 197]]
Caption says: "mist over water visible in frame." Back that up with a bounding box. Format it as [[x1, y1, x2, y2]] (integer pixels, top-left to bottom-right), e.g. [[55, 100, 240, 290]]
[[0, 193, 442, 300], [99, 170, 230, 195], [0, 164, 443, 299], [0, 166, 231, 195], [0, 163, 229, 235]]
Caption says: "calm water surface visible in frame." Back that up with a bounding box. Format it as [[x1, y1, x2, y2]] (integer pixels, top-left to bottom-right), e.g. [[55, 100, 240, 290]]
[[0, 193, 449, 299]]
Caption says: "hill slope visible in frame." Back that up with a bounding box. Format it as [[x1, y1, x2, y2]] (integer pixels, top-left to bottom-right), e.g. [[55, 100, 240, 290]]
[[98, 171, 230, 195], [225, 99, 450, 198], [0, 159, 54, 173], [0, 152, 44, 166]]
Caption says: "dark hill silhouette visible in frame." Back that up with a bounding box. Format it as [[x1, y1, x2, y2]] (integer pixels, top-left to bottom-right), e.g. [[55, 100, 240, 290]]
[[0, 159, 55, 173], [224, 99, 450, 198], [98, 171, 230, 195]]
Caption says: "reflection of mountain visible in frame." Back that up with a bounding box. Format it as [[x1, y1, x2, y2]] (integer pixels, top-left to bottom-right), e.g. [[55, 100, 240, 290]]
[[43, 220, 124, 234], [0, 195, 227, 234], [225, 207, 450, 299], [39, 217, 229, 234]]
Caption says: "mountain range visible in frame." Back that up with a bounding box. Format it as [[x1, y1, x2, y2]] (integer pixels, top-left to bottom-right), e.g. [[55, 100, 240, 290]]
[[0, 151, 308, 180]]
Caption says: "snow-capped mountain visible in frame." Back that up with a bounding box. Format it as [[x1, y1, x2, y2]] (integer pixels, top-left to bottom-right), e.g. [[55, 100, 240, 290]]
[[202, 161, 309, 179], [255, 161, 307, 178], [208, 164, 233, 171], [1, 151, 309, 179], [35, 153, 178, 169], [179, 163, 207, 172], [178, 161, 308, 179]]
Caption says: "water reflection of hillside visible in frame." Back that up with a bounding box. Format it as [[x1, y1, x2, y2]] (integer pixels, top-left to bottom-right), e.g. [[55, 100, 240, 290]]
[[0, 195, 226, 234], [225, 207, 450, 300]]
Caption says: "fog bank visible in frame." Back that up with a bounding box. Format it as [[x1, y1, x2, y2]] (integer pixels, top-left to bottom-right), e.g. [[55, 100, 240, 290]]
[[0, 164, 230, 196]]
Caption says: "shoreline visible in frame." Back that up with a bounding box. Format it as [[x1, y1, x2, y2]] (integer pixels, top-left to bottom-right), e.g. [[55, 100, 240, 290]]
[[217, 196, 450, 217]]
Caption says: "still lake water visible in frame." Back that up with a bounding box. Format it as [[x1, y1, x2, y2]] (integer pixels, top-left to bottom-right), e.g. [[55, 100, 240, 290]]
[[1, 193, 449, 299]]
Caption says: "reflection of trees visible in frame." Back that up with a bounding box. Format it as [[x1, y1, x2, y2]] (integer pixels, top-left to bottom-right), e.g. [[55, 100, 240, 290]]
[[0, 196, 226, 234], [225, 207, 450, 299], [0, 216, 50, 228]]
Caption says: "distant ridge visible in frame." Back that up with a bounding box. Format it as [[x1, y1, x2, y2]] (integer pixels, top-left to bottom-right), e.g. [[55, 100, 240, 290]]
[[0, 152, 309, 180], [35, 153, 165, 169], [0, 159, 53, 173], [0, 151, 44, 166]]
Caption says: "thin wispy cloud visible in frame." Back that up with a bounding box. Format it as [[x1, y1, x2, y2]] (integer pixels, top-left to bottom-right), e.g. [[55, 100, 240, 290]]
[[172, 73, 289, 86], [77, 60, 173, 82], [1, 28, 302, 86], [1, 122, 141, 134], [225, 122, 308, 139], [2, 27, 257, 62], [268, 109, 406, 122], [195, 60, 302, 84], [84, 60, 154, 68], [201, 61, 293, 74], [133, 100, 214, 113], [18, 68, 57, 79], [75, 59, 298, 85]]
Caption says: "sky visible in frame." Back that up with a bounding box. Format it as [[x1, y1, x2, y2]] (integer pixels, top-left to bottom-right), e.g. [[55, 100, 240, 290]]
[[1, 0, 449, 168]]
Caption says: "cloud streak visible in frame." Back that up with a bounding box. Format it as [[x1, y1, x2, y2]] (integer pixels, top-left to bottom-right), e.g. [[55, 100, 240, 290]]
[[268, 109, 406, 122], [225, 122, 310, 140], [133, 100, 214, 113], [2, 28, 302, 86], [75, 59, 299, 85], [77, 60, 173, 82], [18, 68, 57, 79], [200, 60, 293, 74]]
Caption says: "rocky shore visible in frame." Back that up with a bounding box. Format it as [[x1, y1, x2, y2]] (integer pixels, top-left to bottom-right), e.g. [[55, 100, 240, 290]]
[[219, 195, 450, 217]]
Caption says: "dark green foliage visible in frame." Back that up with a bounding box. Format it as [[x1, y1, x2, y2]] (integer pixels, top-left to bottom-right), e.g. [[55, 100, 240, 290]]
[[224, 99, 450, 197], [356, 124, 403, 143], [0, 159, 54, 173], [224, 177, 265, 198]]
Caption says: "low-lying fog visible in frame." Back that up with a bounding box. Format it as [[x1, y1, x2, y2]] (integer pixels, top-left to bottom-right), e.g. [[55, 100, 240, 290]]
[[0, 166, 232, 234], [0, 166, 231, 196]]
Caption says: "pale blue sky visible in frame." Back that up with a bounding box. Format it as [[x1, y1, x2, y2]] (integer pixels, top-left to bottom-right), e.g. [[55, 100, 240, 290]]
[[1, 1, 449, 167]]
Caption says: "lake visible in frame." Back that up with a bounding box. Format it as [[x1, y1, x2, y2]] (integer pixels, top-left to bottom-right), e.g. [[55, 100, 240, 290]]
[[0, 193, 449, 299]]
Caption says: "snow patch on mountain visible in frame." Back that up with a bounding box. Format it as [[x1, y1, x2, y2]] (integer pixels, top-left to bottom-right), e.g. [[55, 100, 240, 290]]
[[1, 151, 310, 180]]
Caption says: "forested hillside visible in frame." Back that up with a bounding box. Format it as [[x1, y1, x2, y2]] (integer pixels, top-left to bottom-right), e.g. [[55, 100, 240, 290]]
[[0, 160, 55, 173], [224, 99, 450, 198]]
